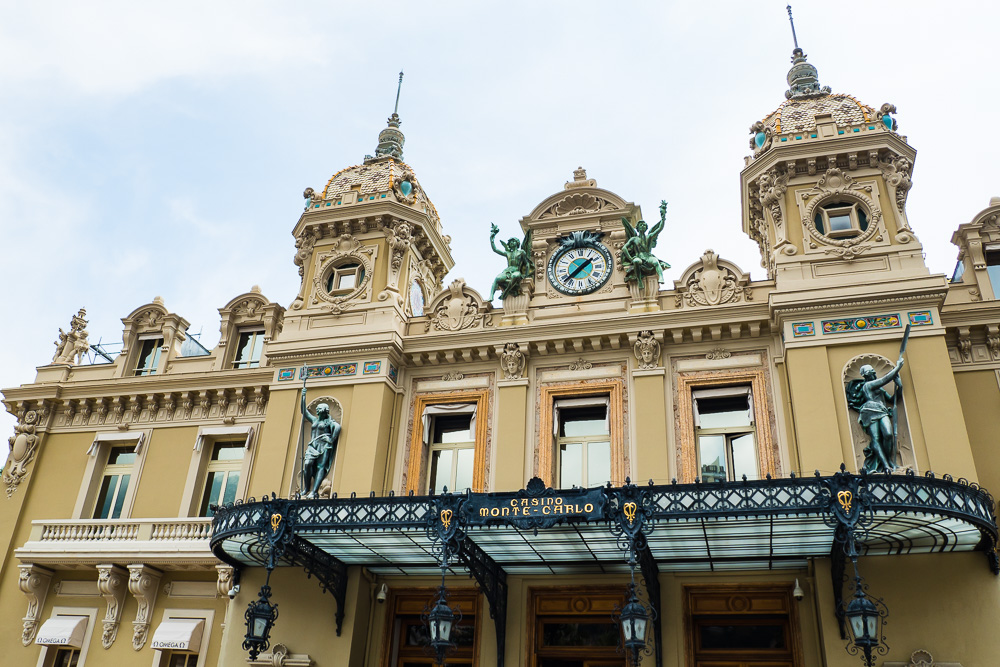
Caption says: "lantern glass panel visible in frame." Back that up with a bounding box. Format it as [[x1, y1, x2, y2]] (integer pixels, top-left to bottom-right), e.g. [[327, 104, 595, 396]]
[[253, 615, 268, 638]]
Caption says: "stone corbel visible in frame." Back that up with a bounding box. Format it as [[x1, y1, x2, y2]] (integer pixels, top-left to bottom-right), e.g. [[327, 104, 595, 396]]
[[957, 327, 973, 363], [987, 325, 1000, 361], [19, 564, 54, 646], [127, 565, 162, 650], [216, 564, 236, 599], [97, 564, 128, 649]]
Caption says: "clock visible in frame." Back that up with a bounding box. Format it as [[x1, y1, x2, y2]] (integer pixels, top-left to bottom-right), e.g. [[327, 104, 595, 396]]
[[547, 232, 613, 295]]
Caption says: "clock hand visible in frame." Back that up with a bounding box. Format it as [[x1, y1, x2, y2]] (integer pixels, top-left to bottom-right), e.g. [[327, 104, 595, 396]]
[[567, 258, 593, 279]]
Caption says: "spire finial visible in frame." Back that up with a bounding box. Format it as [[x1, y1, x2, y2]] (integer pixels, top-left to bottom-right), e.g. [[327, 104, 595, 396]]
[[393, 70, 404, 115], [786, 5, 799, 50], [367, 71, 407, 162]]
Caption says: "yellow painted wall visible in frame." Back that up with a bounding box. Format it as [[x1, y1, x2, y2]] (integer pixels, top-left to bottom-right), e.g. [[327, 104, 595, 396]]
[[955, 369, 1000, 495], [131, 425, 199, 518], [633, 372, 670, 484], [494, 382, 528, 492]]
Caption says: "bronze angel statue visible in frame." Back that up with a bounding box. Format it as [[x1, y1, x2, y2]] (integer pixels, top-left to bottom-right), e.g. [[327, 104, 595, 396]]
[[620, 200, 670, 285], [489, 223, 532, 300]]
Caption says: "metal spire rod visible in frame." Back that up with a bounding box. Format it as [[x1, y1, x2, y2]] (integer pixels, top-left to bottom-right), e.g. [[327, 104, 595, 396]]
[[786, 5, 799, 49], [393, 71, 404, 115]]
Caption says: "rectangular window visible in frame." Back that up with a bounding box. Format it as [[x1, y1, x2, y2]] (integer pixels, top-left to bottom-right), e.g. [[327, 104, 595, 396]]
[[232, 329, 264, 369], [133, 337, 163, 376], [986, 248, 1000, 295], [427, 414, 475, 494], [93, 446, 137, 519], [199, 442, 245, 516], [166, 653, 198, 667], [555, 398, 610, 488], [693, 386, 757, 482], [52, 648, 80, 667]]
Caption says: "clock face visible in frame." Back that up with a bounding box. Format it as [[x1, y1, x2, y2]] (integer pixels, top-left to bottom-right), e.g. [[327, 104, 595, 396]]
[[548, 244, 613, 295]]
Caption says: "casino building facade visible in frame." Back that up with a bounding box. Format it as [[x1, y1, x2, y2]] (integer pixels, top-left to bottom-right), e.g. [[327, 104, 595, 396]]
[[3, 40, 1000, 667]]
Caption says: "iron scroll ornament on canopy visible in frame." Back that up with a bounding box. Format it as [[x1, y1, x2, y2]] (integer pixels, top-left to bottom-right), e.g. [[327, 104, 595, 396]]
[[607, 478, 661, 667], [821, 466, 889, 666]]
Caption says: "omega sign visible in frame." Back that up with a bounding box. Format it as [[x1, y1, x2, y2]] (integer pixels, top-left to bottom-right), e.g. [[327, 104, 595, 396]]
[[464, 483, 605, 528]]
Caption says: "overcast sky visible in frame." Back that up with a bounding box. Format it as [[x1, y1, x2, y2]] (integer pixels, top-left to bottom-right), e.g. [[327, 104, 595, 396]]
[[2, 2, 997, 437]]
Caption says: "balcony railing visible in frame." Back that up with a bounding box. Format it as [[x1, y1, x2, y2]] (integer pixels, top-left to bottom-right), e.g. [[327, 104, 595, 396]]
[[16, 518, 216, 568]]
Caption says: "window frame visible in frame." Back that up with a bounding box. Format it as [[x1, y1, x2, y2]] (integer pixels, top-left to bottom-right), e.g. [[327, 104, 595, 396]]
[[406, 391, 490, 495], [693, 386, 758, 483], [813, 200, 869, 240], [326, 262, 365, 294], [230, 328, 265, 369], [35, 607, 98, 667], [426, 412, 477, 495], [538, 381, 625, 488], [179, 425, 256, 517], [985, 245, 1000, 298], [555, 399, 612, 489], [150, 608, 215, 667], [133, 334, 165, 376], [675, 369, 776, 483], [73, 432, 149, 520]]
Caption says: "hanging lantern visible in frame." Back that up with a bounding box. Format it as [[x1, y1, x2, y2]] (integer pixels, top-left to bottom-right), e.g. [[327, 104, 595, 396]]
[[842, 572, 888, 667], [424, 585, 461, 665], [615, 582, 653, 665], [243, 582, 279, 661]]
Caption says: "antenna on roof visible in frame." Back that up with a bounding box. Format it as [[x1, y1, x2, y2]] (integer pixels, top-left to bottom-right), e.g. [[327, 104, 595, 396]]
[[393, 71, 404, 115], [786, 4, 799, 49]]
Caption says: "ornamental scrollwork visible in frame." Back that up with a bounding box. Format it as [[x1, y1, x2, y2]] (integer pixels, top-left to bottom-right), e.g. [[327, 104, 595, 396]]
[[675, 250, 752, 308], [19, 564, 53, 646], [799, 167, 883, 251], [537, 192, 620, 219], [4, 409, 41, 498], [311, 235, 376, 315], [756, 167, 789, 230], [426, 279, 491, 332], [392, 167, 419, 205], [97, 564, 128, 649]]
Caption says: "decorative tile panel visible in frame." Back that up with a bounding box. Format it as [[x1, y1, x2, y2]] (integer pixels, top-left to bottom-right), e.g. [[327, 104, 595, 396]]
[[300, 363, 358, 379], [363, 361, 381, 375], [277, 368, 296, 381], [388, 364, 399, 384], [907, 311, 933, 326], [821, 314, 900, 334], [791, 322, 815, 337]]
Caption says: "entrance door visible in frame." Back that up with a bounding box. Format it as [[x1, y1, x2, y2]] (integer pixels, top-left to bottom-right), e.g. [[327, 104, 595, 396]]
[[686, 585, 801, 667], [529, 588, 629, 667]]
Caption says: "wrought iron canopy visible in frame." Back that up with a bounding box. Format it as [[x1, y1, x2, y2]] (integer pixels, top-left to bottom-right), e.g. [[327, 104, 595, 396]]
[[212, 471, 997, 576], [211, 469, 997, 667]]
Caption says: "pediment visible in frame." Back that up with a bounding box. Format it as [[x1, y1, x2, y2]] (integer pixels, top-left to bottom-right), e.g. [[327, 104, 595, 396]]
[[525, 187, 630, 223]]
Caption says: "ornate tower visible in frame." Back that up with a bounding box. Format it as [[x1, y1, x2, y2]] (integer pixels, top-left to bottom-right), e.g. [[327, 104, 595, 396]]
[[740, 43, 926, 294], [278, 81, 454, 345]]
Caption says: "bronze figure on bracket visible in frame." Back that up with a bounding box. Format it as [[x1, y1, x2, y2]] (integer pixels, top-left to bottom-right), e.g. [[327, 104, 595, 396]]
[[846, 356, 905, 473], [488, 223, 532, 300], [620, 200, 670, 285], [300, 387, 341, 497]]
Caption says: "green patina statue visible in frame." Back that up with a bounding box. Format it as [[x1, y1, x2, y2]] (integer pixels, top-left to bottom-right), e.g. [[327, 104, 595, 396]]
[[489, 223, 532, 300], [621, 200, 670, 285], [300, 387, 341, 497], [846, 357, 904, 473]]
